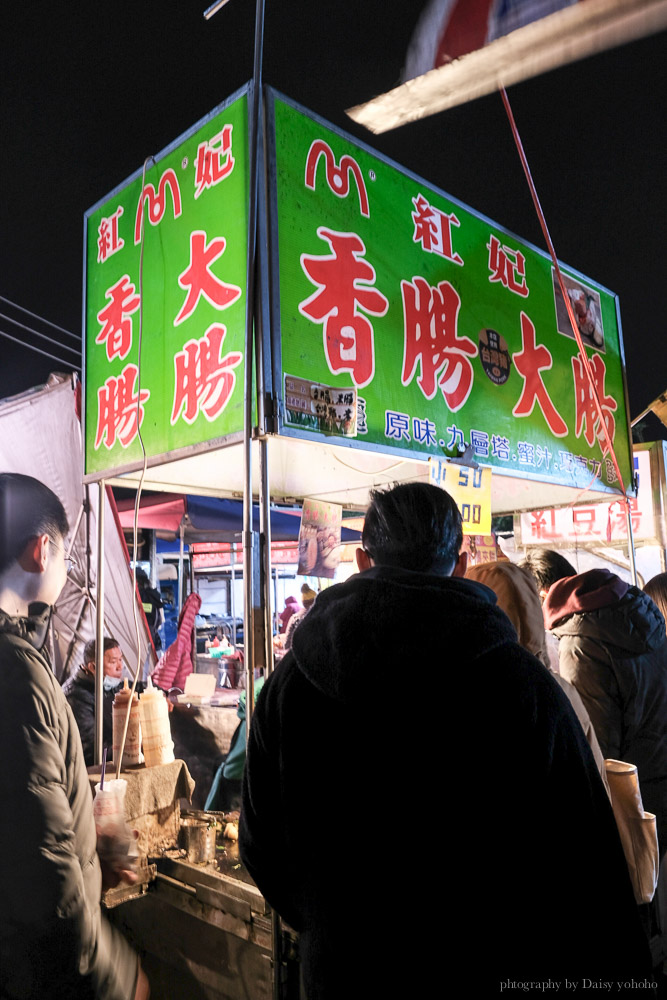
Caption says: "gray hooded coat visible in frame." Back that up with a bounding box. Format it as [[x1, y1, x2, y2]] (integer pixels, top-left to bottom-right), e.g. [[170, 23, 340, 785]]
[[546, 570, 667, 851]]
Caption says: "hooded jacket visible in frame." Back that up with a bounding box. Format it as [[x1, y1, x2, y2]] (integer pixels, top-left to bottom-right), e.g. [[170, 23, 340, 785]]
[[466, 560, 607, 781], [279, 596, 303, 634], [152, 590, 201, 691], [240, 566, 648, 996], [0, 605, 138, 1000], [545, 568, 667, 848]]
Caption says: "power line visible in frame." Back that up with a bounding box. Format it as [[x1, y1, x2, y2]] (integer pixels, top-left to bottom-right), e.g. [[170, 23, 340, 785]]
[[0, 311, 81, 358], [0, 328, 80, 368], [0, 294, 80, 342]]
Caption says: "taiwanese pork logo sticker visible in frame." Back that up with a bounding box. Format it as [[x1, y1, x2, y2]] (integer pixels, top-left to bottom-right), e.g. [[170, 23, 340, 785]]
[[479, 329, 511, 385]]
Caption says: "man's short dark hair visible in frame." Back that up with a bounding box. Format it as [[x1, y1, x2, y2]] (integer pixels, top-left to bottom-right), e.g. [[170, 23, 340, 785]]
[[0, 473, 69, 575], [362, 482, 462, 575], [83, 637, 120, 667], [520, 548, 577, 593]]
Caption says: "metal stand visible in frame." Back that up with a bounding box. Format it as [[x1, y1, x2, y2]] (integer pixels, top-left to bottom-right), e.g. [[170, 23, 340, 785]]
[[94, 480, 105, 766]]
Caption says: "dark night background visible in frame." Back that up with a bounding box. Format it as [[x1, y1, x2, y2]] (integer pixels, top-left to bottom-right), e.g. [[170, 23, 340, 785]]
[[0, 1, 665, 437]]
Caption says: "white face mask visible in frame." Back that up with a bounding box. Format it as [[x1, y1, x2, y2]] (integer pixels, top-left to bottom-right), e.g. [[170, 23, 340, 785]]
[[103, 675, 121, 691]]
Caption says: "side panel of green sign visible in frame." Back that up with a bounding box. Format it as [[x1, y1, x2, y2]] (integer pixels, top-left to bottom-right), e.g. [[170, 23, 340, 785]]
[[84, 89, 249, 478], [268, 92, 633, 496]]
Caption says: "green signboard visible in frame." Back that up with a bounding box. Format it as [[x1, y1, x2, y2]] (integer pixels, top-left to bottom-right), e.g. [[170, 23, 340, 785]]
[[268, 91, 633, 495], [84, 88, 249, 478]]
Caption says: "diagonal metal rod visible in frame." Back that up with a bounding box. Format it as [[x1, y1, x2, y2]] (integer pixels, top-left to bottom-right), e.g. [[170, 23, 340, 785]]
[[0, 294, 80, 341], [203, 0, 232, 19], [0, 310, 81, 357], [500, 87, 627, 497], [0, 327, 78, 368]]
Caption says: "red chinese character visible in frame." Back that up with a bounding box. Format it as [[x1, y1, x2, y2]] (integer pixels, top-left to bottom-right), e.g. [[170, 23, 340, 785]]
[[299, 228, 388, 388], [487, 235, 528, 297], [528, 510, 561, 541], [571, 352, 617, 454], [608, 498, 641, 538], [572, 506, 599, 537], [400, 276, 476, 412], [304, 141, 369, 217], [95, 275, 140, 362], [175, 231, 242, 326], [134, 168, 182, 244], [94, 364, 150, 450], [194, 124, 235, 199], [411, 194, 463, 265], [171, 324, 243, 425], [512, 312, 568, 436], [97, 206, 124, 263]]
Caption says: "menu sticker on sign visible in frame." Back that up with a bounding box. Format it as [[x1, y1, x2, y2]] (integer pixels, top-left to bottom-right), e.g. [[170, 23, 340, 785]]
[[429, 459, 492, 535], [297, 499, 342, 579], [284, 375, 357, 437]]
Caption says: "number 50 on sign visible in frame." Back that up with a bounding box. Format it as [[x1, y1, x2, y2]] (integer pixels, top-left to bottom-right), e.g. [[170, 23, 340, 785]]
[[428, 460, 492, 536]]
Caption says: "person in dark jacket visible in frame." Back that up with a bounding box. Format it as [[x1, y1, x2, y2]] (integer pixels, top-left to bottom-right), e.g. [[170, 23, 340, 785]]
[[62, 637, 124, 767], [543, 565, 667, 853], [135, 567, 163, 651], [240, 483, 649, 997], [0, 473, 147, 1000]]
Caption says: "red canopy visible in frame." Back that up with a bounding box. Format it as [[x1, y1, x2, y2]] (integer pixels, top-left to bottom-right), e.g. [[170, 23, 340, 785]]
[[116, 494, 185, 533]]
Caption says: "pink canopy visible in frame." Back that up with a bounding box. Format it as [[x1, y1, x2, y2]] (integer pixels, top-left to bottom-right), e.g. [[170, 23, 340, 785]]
[[116, 494, 186, 533]]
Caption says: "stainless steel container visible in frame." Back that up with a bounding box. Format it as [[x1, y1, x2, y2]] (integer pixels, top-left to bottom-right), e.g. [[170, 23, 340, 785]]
[[179, 817, 217, 863]]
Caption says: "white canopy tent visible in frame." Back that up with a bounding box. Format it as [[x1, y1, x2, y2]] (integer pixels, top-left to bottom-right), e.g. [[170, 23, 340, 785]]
[[0, 374, 151, 682], [105, 432, 625, 514]]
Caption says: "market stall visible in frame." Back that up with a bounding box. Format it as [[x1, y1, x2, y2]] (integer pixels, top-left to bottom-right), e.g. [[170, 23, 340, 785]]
[[81, 79, 637, 998]]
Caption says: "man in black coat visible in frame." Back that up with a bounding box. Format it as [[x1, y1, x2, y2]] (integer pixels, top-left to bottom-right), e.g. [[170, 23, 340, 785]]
[[240, 484, 650, 997], [62, 637, 123, 766]]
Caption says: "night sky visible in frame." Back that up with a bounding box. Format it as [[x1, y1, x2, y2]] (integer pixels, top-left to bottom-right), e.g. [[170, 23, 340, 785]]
[[1, 1, 665, 436]]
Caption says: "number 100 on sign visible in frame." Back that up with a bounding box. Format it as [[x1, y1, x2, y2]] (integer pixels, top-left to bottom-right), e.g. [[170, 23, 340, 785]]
[[429, 460, 492, 536]]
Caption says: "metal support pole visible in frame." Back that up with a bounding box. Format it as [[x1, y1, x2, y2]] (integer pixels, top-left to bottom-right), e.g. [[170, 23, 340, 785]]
[[94, 481, 105, 767], [273, 566, 278, 638], [149, 528, 158, 588], [205, 0, 276, 990], [230, 546, 237, 641], [190, 551, 196, 671], [625, 499, 639, 587], [178, 523, 185, 618], [243, 0, 266, 730], [259, 439, 274, 675], [85, 485, 92, 619]]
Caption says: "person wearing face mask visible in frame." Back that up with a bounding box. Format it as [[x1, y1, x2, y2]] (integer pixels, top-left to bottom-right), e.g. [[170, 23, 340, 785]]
[[62, 637, 125, 767]]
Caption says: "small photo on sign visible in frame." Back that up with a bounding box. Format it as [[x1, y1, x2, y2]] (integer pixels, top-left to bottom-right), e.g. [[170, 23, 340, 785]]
[[552, 271, 605, 352], [478, 329, 511, 385], [284, 375, 357, 438], [297, 499, 342, 579]]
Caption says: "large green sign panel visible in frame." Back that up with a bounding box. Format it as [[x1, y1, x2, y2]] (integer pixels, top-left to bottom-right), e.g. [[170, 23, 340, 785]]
[[84, 89, 249, 477], [269, 92, 633, 495]]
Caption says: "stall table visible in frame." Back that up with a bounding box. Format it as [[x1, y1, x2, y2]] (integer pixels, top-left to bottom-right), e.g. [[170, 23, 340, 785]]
[[108, 825, 299, 999], [170, 701, 240, 809]]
